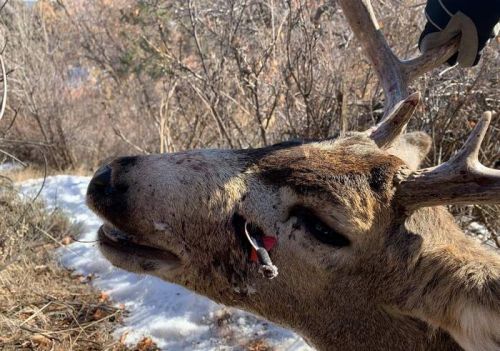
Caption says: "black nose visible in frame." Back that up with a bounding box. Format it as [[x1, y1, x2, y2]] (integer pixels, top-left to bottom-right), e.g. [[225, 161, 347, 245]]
[[91, 164, 112, 188], [87, 162, 128, 223]]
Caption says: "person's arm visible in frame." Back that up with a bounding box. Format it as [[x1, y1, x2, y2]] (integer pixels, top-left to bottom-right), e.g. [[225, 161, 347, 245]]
[[419, 0, 500, 67]]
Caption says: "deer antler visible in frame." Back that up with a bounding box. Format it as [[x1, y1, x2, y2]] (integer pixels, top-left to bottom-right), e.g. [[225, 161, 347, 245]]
[[337, 0, 459, 147], [368, 92, 421, 149], [395, 112, 500, 209], [337, 2, 500, 209]]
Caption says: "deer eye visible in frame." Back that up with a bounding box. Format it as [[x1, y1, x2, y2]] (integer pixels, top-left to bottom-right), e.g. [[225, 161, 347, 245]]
[[291, 207, 350, 247]]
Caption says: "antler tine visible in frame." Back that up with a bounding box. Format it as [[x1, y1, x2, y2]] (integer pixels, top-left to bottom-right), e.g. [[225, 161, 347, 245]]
[[337, 0, 459, 144], [451, 112, 492, 164], [0, 55, 7, 122], [396, 112, 500, 210], [369, 92, 420, 149]]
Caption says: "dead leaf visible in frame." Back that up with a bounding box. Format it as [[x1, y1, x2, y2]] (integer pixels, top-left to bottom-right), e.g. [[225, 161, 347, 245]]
[[31, 334, 51, 349], [119, 331, 129, 344], [136, 337, 157, 351], [93, 308, 105, 320], [99, 291, 109, 302], [61, 236, 73, 245]]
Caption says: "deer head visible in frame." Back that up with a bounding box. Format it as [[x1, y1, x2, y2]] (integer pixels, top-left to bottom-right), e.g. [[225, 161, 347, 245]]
[[86, 1, 499, 350]]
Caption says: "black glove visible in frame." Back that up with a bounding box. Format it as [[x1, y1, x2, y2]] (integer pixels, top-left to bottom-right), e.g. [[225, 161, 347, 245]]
[[419, 0, 500, 67]]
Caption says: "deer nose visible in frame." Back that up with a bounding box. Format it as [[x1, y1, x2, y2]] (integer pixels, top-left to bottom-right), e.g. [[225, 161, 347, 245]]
[[91, 164, 112, 188]]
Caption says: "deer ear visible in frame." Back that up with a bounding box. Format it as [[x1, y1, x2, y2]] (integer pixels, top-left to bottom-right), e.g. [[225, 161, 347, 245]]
[[386, 132, 432, 170]]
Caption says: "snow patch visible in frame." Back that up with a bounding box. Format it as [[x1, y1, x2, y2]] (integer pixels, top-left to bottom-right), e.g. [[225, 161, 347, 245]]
[[465, 221, 497, 248], [0, 161, 24, 172], [19, 175, 312, 351]]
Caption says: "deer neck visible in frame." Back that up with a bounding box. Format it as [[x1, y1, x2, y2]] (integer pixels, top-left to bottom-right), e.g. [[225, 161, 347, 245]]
[[389, 207, 500, 351], [242, 275, 460, 351]]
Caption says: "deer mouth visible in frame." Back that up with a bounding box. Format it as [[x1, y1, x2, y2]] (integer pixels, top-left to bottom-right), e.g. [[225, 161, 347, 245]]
[[97, 224, 181, 269]]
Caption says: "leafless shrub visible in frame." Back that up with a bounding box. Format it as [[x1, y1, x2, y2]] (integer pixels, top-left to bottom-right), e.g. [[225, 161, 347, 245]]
[[0, 0, 498, 243]]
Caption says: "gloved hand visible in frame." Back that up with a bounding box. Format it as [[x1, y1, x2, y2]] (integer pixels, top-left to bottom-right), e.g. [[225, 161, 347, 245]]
[[419, 0, 500, 67]]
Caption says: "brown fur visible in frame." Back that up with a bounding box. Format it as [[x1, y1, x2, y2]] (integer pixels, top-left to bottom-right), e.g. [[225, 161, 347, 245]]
[[87, 132, 499, 351]]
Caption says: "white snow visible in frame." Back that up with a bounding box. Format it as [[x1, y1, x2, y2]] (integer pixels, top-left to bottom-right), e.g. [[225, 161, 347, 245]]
[[19, 175, 312, 351], [0, 161, 24, 172], [467, 221, 497, 249]]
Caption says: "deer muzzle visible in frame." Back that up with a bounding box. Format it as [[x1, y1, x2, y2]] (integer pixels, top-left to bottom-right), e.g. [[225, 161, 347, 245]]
[[87, 156, 185, 274]]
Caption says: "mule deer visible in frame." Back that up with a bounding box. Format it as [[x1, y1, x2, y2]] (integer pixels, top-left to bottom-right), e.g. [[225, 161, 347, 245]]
[[86, 1, 499, 350]]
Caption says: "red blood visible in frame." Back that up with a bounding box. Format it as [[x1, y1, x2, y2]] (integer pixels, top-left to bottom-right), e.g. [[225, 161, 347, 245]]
[[262, 236, 278, 250], [250, 249, 258, 262]]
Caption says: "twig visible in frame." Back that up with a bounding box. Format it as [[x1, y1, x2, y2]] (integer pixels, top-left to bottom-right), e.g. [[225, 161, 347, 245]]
[[19, 325, 60, 342], [0, 108, 17, 136], [0, 0, 9, 15], [35, 226, 77, 254], [9, 150, 47, 229], [19, 302, 53, 327], [0, 148, 27, 167], [112, 125, 150, 154], [0, 55, 7, 122]]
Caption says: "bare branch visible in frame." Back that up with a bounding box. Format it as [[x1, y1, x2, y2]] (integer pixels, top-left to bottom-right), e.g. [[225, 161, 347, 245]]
[[112, 125, 150, 155], [0, 0, 9, 15], [396, 112, 500, 209], [0, 148, 27, 167], [0, 55, 7, 122]]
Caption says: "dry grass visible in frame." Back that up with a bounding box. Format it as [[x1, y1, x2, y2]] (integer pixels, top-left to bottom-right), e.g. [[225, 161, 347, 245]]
[[0, 179, 143, 351]]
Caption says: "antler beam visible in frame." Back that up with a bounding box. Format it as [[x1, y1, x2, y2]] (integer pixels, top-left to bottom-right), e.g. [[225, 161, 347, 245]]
[[337, 0, 459, 118], [395, 112, 500, 209], [337, 0, 460, 150]]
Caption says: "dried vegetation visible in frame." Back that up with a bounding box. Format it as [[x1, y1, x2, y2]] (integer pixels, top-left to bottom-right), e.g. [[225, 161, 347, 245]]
[[0, 179, 137, 350]]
